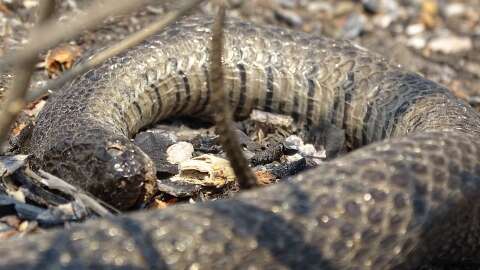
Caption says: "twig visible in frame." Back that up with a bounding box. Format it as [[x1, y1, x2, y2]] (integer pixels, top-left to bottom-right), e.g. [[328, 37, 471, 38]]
[[209, 2, 258, 189], [0, 0, 55, 145], [26, 0, 206, 101], [0, 0, 152, 70], [24, 168, 116, 217]]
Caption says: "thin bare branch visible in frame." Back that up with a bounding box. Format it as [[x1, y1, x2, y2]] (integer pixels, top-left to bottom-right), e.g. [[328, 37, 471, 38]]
[[0, 0, 56, 144], [0, 0, 152, 70], [209, 2, 258, 189], [24, 168, 116, 217], [27, 0, 206, 101]]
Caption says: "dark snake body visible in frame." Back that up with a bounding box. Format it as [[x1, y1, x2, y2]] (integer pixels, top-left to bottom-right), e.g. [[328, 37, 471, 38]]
[[3, 16, 480, 269]]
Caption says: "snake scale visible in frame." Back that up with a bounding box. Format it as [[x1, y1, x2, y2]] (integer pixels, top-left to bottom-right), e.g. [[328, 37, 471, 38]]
[[2, 15, 480, 269]]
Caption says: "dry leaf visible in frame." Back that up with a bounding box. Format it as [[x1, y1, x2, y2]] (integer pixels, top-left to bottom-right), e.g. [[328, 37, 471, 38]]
[[44, 45, 82, 78], [255, 170, 276, 186]]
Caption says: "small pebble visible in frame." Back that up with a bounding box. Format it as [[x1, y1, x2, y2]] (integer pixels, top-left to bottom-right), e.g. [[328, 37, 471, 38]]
[[341, 13, 366, 39], [274, 8, 303, 27], [362, 0, 379, 14], [373, 14, 394, 28], [405, 24, 425, 36], [307, 2, 332, 13], [275, 0, 297, 8], [428, 36, 472, 54], [444, 3, 466, 17], [284, 135, 325, 162], [407, 36, 427, 49], [22, 0, 38, 9], [298, 144, 316, 156], [166, 142, 194, 164], [284, 135, 303, 151]]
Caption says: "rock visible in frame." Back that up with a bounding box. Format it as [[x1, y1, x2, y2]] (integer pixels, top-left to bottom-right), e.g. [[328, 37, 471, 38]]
[[428, 36, 472, 54], [274, 8, 303, 27], [284, 135, 303, 151], [191, 135, 221, 153], [134, 130, 178, 174], [444, 3, 466, 17], [265, 156, 307, 178], [341, 13, 366, 39], [407, 36, 427, 50], [274, 0, 297, 8], [22, 0, 38, 9], [298, 143, 316, 156], [156, 179, 202, 198], [406, 23, 425, 36], [284, 135, 325, 163], [250, 143, 284, 166], [373, 14, 394, 28], [362, 0, 380, 14], [306, 2, 332, 13], [286, 153, 303, 162], [166, 142, 194, 164], [334, 1, 355, 16]]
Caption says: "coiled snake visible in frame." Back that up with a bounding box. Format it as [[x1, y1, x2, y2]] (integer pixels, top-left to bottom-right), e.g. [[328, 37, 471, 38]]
[[2, 16, 480, 269]]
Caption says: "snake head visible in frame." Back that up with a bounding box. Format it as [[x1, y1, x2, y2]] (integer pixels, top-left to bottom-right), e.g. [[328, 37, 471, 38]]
[[40, 135, 157, 211], [92, 138, 157, 210]]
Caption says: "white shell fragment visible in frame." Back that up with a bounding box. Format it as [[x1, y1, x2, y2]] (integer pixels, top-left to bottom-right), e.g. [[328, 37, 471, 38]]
[[166, 142, 194, 164], [170, 154, 235, 187]]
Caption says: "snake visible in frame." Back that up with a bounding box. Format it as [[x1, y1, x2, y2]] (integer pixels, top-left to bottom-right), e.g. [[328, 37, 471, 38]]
[[2, 15, 480, 269]]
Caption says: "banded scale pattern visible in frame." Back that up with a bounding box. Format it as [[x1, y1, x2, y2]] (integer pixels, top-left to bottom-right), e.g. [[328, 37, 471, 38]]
[[5, 16, 480, 269]]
